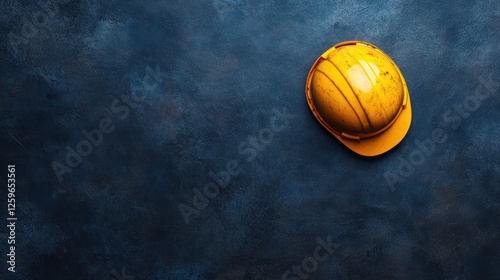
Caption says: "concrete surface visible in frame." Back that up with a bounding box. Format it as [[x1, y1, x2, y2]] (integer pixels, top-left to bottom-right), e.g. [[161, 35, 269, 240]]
[[0, 0, 499, 279]]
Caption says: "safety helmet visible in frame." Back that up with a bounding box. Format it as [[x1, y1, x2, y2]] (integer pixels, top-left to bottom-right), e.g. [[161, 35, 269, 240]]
[[306, 41, 412, 156]]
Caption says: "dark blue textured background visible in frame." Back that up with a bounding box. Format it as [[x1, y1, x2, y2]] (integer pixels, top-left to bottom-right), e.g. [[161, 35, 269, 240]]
[[0, 0, 499, 279]]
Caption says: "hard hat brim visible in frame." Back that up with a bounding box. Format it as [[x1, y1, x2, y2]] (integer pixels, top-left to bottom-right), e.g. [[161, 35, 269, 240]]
[[332, 97, 412, 157]]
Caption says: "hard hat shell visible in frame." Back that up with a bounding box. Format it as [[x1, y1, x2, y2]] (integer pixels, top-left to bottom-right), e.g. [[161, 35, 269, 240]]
[[306, 41, 412, 156]]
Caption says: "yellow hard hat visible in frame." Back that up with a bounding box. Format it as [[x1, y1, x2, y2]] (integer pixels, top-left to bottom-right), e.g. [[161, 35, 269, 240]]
[[306, 41, 412, 156]]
